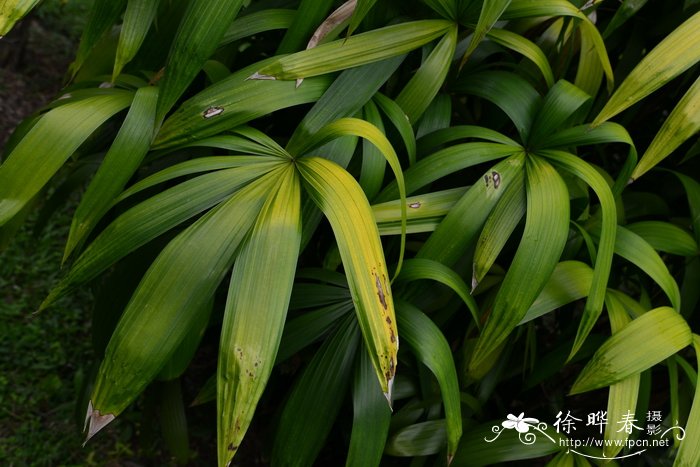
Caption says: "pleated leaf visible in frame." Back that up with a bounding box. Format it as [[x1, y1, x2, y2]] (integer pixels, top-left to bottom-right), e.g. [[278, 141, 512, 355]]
[[373, 187, 467, 236], [539, 150, 617, 359], [520, 261, 593, 324], [613, 225, 682, 310], [276, 0, 334, 54], [85, 171, 280, 440], [0, 91, 133, 226], [626, 221, 698, 256], [113, 0, 160, 80], [570, 306, 691, 394], [485, 28, 554, 88], [396, 25, 457, 124], [217, 165, 301, 466], [272, 314, 360, 466], [373, 93, 417, 166], [602, 292, 640, 458], [286, 56, 404, 154], [397, 301, 462, 461], [454, 71, 541, 142], [70, 0, 127, 77], [453, 421, 565, 465], [66, 86, 158, 259], [221, 9, 295, 46], [377, 142, 522, 201], [0, 0, 40, 35], [472, 171, 526, 289], [251, 20, 452, 80], [672, 171, 700, 245], [674, 333, 700, 467], [359, 100, 387, 199], [471, 155, 569, 369], [299, 118, 407, 276], [397, 259, 479, 326], [594, 10, 700, 125], [346, 346, 392, 467], [631, 75, 700, 181], [156, 0, 246, 120], [418, 153, 526, 265], [298, 157, 399, 399], [44, 163, 278, 309], [528, 81, 591, 149], [348, 0, 377, 35], [460, 0, 512, 67], [154, 59, 333, 149]]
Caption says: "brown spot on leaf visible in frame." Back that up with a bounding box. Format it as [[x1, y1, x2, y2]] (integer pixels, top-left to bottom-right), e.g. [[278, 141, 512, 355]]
[[492, 171, 501, 188], [375, 272, 388, 310], [228, 443, 237, 451], [408, 201, 421, 209], [385, 316, 392, 324]]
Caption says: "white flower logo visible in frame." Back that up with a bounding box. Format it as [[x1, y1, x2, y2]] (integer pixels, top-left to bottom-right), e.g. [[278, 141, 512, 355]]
[[502, 413, 539, 433]]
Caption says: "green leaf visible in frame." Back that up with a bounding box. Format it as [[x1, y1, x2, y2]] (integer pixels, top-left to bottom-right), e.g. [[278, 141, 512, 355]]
[[471, 155, 569, 369], [157, 380, 190, 463], [85, 170, 280, 439], [286, 56, 404, 155], [421, 0, 456, 19], [485, 27, 555, 88], [299, 118, 407, 277], [66, 86, 159, 259], [272, 314, 360, 467], [631, 76, 700, 181], [674, 334, 700, 467], [252, 20, 453, 80], [453, 421, 565, 466], [44, 163, 279, 308], [0, 0, 40, 35], [218, 165, 301, 466], [454, 71, 541, 142], [472, 172, 526, 289], [373, 93, 417, 166], [603, 0, 649, 37], [377, 142, 521, 202], [346, 346, 392, 467], [574, 19, 604, 96], [359, 101, 387, 199], [298, 157, 398, 399], [418, 153, 526, 265], [348, 0, 377, 35], [373, 187, 467, 236], [0, 90, 133, 226], [397, 259, 479, 327], [70, 0, 127, 77], [528, 80, 590, 148], [113, 0, 160, 80], [460, 0, 512, 67], [156, 0, 246, 120], [626, 221, 698, 256], [571, 307, 691, 394], [594, 10, 700, 125], [417, 125, 519, 152], [611, 225, 682, 310], [396, 25, 457, 124], [396, 301, 462, 460], [278, 302, 353, 363], [385, 420, 447, 457], [520, 261, 593, 324], [220, 9, 296, 46], [602, 291, 640, 458], [671, 171, 700, 245], [539, 150, 617, 360], [276, 0, 334, 54], [154, 58, 334, 149]]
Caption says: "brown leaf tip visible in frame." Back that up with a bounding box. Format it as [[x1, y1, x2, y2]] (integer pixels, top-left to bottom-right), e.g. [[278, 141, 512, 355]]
[[83, 400, 115, 445]]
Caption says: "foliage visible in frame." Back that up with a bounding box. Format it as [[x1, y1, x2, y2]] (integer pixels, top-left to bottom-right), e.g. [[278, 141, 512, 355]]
[[2, 0, 700, 465]]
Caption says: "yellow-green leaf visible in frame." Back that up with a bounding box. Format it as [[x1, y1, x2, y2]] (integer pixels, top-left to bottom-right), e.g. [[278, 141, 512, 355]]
[[298, 157, 398, 400], [570, 307, 691, 394]]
